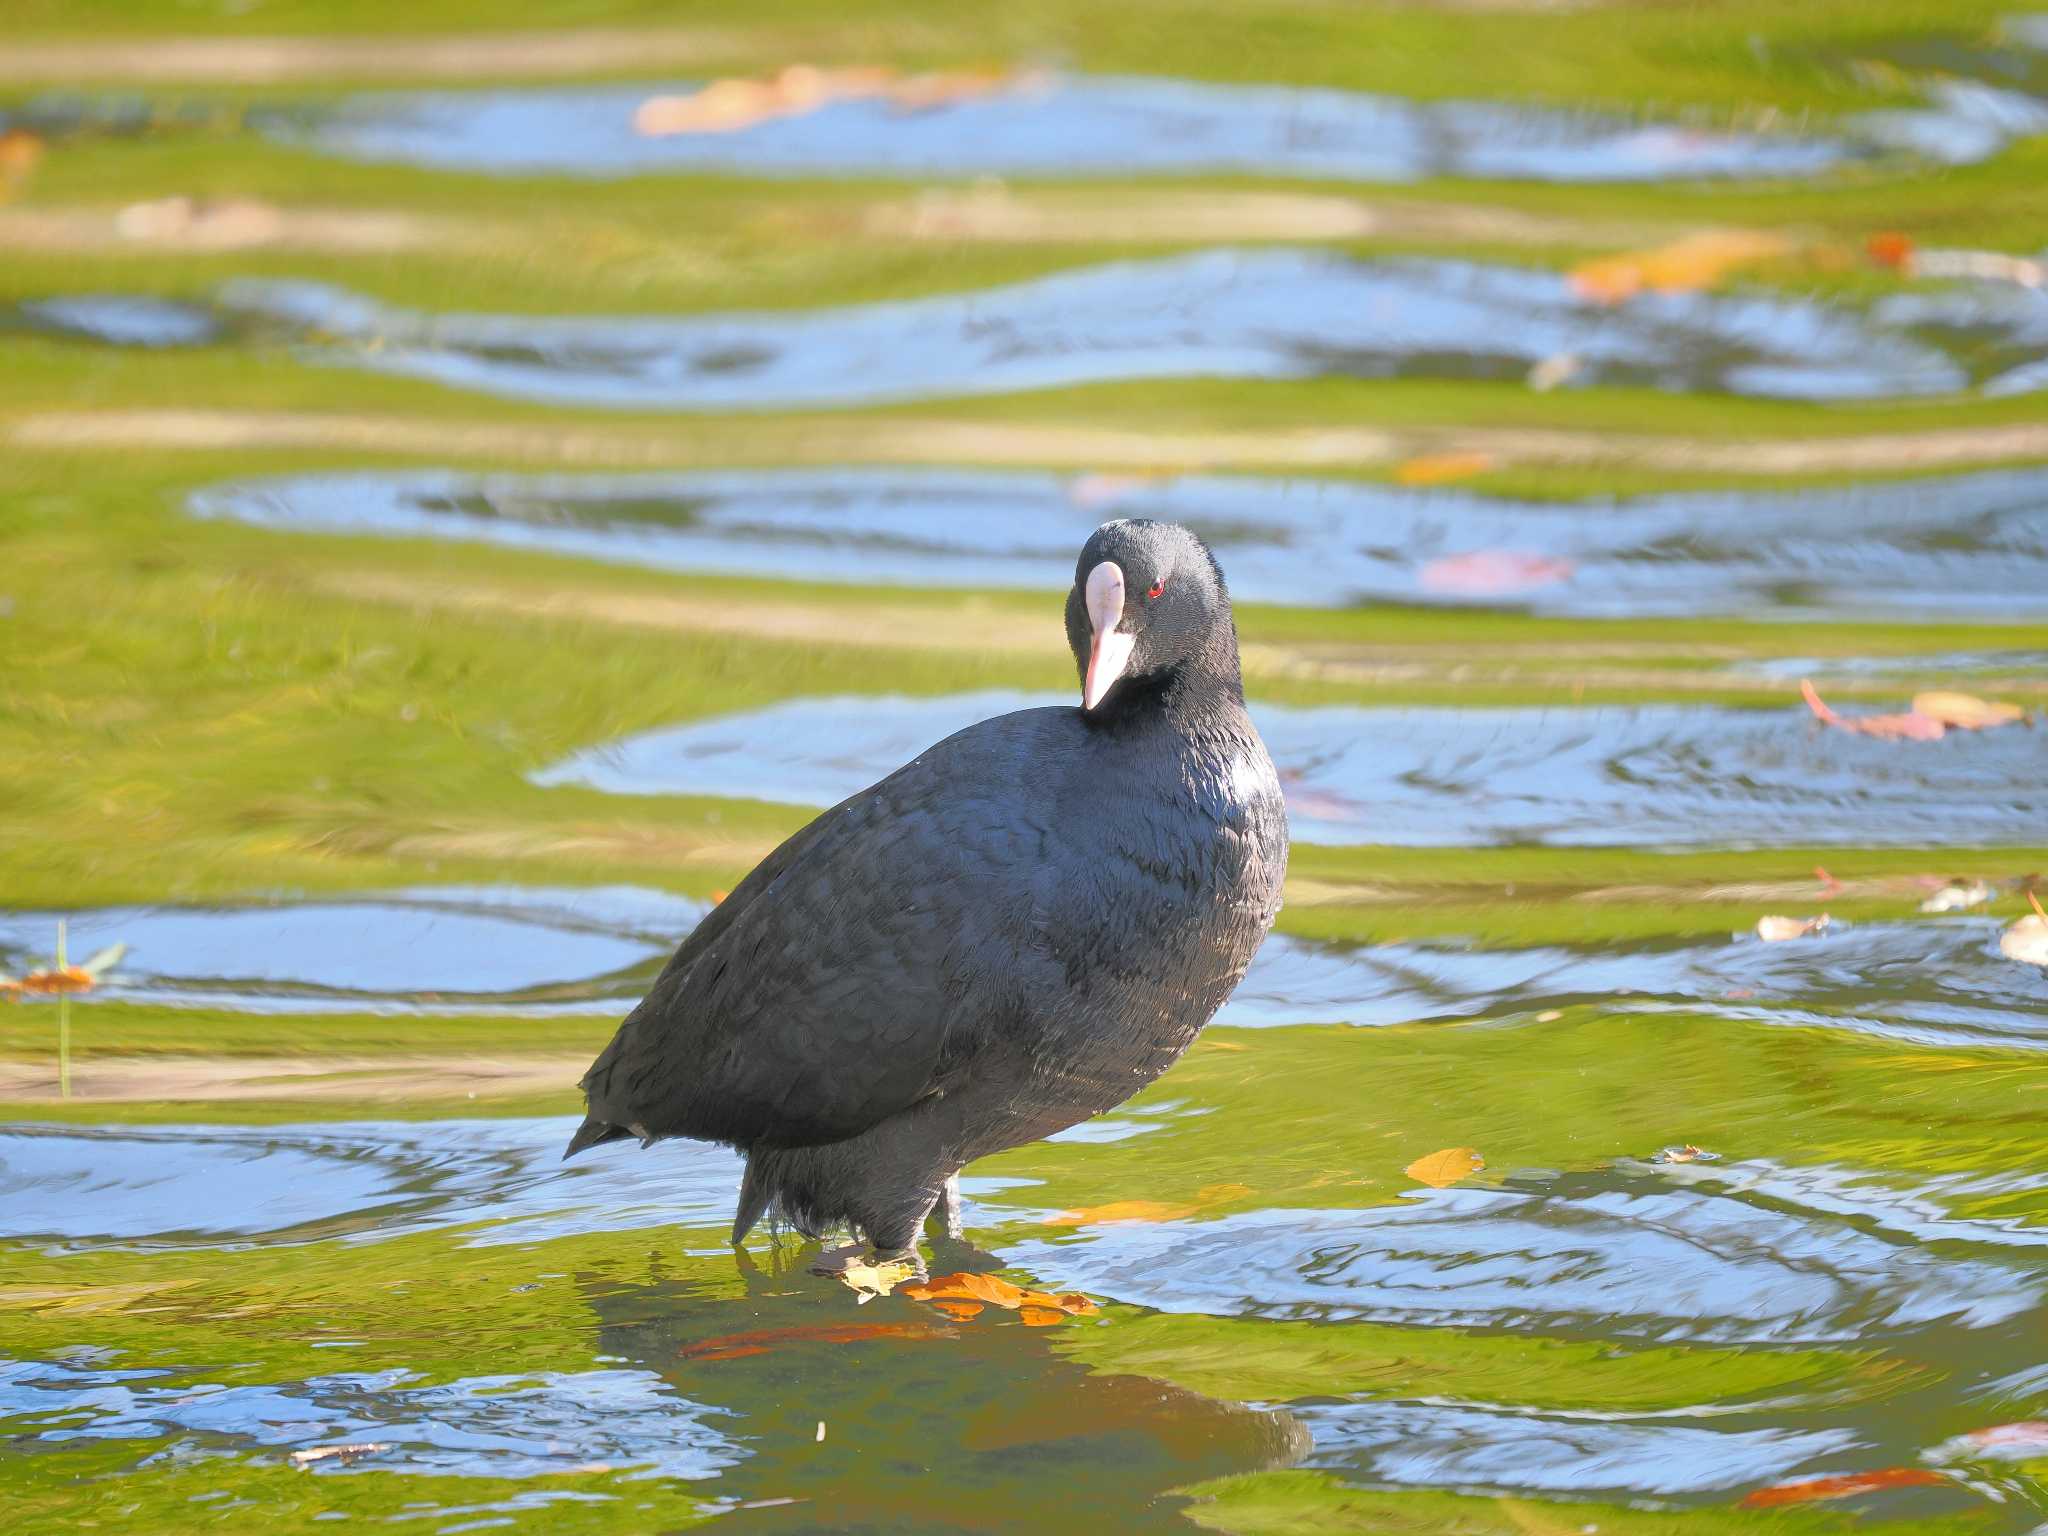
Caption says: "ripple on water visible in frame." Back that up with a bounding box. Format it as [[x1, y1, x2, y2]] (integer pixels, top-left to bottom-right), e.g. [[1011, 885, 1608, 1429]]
[[0, 885, 697, 1013], [0, 1358, 740, 1481], [1291, 1400, 1855, 1499], [264, 46, 2048, 182], [199, 250, 1981, 409], [532, 691, 2048, 849], [0, 1117, 745, 1249], [1006, 1176, 2042, 1344], [187, 465, 2048, 619], [1230, 919, 2048, 1049]]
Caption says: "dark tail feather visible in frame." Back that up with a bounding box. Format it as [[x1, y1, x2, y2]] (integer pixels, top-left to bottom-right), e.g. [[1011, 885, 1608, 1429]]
[[562, 1115, 634, 1161], [731, 1155, 773, 1245]]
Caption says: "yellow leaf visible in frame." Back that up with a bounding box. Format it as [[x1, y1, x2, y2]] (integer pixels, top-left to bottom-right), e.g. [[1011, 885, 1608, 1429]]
[[1569, 229, 1790, 305], [1394, 452, 1494, 487], [1405, 1146, 1483, 1188], [835, 1256, 917, 1302]]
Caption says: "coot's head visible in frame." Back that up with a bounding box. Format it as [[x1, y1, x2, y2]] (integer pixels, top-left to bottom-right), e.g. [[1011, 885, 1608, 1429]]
[[1065, 519, 1241, 714]]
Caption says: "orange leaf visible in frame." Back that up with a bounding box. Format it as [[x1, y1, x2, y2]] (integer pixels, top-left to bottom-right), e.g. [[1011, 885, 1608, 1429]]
[[14, 965, 95, 996], [1017, 1305, 1068, 1327], [926, 1298, 985, 1321], [902, 1271, 1098, 1322], [1868, 231, 1915, 271], [680, 1320, 954, 1360], [1740, 1468, 1947, 1508], [1405, 1147, 1483, 1189], [1394, 452, 1495, 487], [1909, 691, 2025, 730], [1569, 230, 1790, 305]]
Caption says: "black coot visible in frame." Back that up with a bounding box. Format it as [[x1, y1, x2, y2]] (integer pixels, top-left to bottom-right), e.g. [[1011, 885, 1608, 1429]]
[[565, 519, 1290, 1254]]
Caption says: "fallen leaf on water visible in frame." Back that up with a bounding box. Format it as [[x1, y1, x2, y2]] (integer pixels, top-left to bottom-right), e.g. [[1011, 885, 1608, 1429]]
[[1418, 551, 1575, 595], [681, 1320, 956, 1361], [1652, 1144, 1722, 1164], [290, 1443, 391, 1467], [1919, 879, 1992, 914], [1800, 679, 1945, 740], [1814, 865, 1843, 895], [1569, 229, 1790, 305], [1405, 1147, 1483, 1188], [1757, 914, 1829, 942], [1740, 1467, 1947, 1508], [901, 1271, 1098, 1324], [0, 941, 126, 999], [1394, 452, 1495, 487], [835, 1256, 918, 1302], [1925, 1420, 2048, 1463], [1911, 691, 2026, 730], [1867, 231, 1915, 271]]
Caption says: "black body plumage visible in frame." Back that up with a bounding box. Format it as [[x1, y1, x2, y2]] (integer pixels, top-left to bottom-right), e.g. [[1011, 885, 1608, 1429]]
[[565, 520, 1289, 1252]]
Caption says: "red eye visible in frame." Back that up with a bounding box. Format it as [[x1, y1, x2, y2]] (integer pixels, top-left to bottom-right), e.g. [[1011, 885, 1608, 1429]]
[[1145, 581, 1165, 600]]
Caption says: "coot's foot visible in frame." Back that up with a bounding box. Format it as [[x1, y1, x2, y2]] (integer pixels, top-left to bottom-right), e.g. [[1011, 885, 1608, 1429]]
[[807, 1240, 928, 1282]]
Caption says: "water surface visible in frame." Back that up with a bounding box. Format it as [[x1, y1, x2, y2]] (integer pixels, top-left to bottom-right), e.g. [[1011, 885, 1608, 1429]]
[[190, 464, 2048, 620], [533, 690, 2048, 848]]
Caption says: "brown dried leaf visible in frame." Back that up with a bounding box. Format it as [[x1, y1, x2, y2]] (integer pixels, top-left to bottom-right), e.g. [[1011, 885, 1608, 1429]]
[[1740, 1467, 1947, 1508], [1405, 1147, 1484, 1188], [901, 1271, 1098, 1321]]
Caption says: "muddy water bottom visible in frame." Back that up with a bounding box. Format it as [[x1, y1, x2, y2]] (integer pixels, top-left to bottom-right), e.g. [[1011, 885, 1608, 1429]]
[[4, 1096, 2045, 1530], [0, 885, 699, 1013], [189, 464, 2048, 620], [534, 691, 2048, 848], [37, 247, 2042, 409]]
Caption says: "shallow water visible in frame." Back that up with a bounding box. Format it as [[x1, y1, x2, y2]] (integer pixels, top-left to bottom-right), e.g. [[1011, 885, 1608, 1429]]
[[532, 690, 2048, 848], [270, 40, 2048, 183], [12, 15, 2048, 1536], [189, 464, 2048, 619], [0, 885, 695, 1013], [7, 1078, 2046, 1531], [33, 248, 2044, 408], [194, 251, 1990, 408]]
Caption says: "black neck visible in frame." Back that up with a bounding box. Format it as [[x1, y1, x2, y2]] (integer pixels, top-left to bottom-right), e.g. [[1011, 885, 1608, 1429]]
[[1086, 620, 1247, 735]]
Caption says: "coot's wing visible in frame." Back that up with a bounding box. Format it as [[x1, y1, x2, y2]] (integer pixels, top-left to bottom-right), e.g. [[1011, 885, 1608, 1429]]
[[577, 707, 1075, 1150]]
